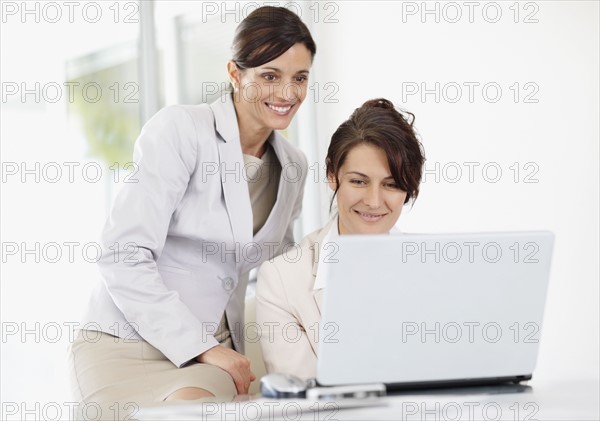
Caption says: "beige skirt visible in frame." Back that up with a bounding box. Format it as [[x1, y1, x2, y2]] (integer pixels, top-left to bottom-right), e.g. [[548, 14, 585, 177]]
[[67, 328, 236, 420]]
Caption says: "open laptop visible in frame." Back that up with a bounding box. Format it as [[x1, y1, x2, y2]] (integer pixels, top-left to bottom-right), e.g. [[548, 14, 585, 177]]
[[316, 231, 554, 390]]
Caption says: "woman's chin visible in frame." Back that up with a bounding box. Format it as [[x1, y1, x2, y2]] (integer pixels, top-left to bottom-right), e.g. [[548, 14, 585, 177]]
[[262, 108, 298, 130], [360, 221, 398, 235], [266, 116, 294, 131]]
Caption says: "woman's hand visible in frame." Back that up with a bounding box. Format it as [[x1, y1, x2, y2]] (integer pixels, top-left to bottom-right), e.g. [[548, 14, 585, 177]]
[[196, 346, 256, 394]]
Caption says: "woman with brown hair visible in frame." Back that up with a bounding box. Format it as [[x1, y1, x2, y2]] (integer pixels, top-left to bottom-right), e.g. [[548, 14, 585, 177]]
[[68, 6, 316, 412], [256, 98, 426, 379]]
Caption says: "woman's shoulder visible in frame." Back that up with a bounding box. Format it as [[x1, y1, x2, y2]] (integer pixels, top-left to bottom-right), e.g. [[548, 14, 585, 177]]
[[135, 104, 217, 156], [260, 236, 312, 276], [258, 225, 326, 285], [149, 103, 215, 130]]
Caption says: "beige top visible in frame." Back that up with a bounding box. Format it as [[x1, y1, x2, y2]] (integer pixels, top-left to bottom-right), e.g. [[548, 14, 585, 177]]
[[244, 143, 282, 235], [214, 142, 282, 344]]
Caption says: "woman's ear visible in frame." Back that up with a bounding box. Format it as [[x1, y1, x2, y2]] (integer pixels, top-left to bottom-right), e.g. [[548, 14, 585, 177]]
[[327, 173, 337, 192], [227, 61, 240, 91]]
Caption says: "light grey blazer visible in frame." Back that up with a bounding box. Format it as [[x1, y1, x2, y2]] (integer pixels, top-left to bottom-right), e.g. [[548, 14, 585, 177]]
[[81, 94, 307, 368]]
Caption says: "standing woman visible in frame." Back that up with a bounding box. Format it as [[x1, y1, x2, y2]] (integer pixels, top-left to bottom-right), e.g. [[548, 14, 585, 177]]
[[68, 6, 316, 411]]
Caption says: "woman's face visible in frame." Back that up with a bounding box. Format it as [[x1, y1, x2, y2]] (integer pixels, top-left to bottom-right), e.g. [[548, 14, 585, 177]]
[[330, 143, 407, 235], [229, 43, 312, 131]]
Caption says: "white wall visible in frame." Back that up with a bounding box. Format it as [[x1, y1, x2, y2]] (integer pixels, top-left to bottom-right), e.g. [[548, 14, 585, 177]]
[[0, 4, 139, 417], [310, 1, 599, 382]]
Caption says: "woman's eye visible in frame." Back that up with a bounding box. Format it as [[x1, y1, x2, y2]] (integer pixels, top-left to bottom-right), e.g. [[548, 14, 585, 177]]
[[263, 74, 277, 81], [384, 182, 401, 189], [294, 76, 308, 83], [350, 179, 366, 185]]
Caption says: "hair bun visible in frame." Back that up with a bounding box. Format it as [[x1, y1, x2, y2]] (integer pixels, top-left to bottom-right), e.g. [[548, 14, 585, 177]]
[[358, 97, 415, 127], [362, 98, 395, 110]]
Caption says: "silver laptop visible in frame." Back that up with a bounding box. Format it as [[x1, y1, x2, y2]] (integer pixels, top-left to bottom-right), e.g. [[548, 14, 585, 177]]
[[316, 231, 554, 389]]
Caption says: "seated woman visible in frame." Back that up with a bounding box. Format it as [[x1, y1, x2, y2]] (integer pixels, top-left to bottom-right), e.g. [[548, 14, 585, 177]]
[[256, 98, 426, 379]]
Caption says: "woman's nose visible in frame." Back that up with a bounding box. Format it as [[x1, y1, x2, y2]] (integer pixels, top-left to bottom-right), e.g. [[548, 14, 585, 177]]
[[273, 80, 302, 102], [363, 186, 382, 208]]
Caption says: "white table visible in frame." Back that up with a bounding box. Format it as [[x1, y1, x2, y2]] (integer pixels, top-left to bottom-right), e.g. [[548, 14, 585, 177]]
[[135, 378, 599, 420]]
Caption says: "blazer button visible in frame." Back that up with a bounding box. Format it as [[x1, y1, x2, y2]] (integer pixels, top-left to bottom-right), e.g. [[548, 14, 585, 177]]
[[220, 276, 235, 291]]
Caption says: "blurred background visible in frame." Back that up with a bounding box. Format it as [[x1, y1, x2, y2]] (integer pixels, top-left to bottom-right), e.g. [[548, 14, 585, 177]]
[[1, 1, 598, 417]]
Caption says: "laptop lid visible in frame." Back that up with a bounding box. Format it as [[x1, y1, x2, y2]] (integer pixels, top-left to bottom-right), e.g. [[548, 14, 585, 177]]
[[316, 231, 554, 387]]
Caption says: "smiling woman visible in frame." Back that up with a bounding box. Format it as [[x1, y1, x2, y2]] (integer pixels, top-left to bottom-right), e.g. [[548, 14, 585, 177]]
[[227, 6, 316, 157], [256, 98, 425, 379], [67, 5, 317, 416], [325, 98, 424, 235], [228, 42, 313, 157], [332, 143, 408, 234]]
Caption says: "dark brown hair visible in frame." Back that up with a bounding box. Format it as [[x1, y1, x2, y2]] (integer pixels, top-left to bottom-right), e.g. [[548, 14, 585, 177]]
[[326, 98, 426, 210], [231, 6, 316, 69]]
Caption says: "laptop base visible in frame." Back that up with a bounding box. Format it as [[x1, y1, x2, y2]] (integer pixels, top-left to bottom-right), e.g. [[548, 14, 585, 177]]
[[384, 374, 532, 393]]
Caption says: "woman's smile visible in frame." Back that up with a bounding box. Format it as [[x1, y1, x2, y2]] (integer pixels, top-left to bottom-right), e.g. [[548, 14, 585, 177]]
[[353, 209, 388, 223], [265, 101, 295, 116]]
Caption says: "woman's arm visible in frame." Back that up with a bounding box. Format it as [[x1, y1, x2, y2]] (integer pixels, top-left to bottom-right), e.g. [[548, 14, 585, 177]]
[[256, 259, 318, 380], [96, 106, 218, 367]]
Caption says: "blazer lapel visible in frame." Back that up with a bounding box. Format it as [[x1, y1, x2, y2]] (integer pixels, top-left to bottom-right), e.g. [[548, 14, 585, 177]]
[[311, 219, 337, 316], [210, 96, 252, 257]]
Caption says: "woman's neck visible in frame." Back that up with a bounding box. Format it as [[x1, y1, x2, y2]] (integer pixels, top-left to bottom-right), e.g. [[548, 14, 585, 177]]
[[233, 98, 272, 158]]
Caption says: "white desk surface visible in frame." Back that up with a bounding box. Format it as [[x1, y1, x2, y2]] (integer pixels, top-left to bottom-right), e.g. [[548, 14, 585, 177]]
[[135, 378, 599, 420]]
